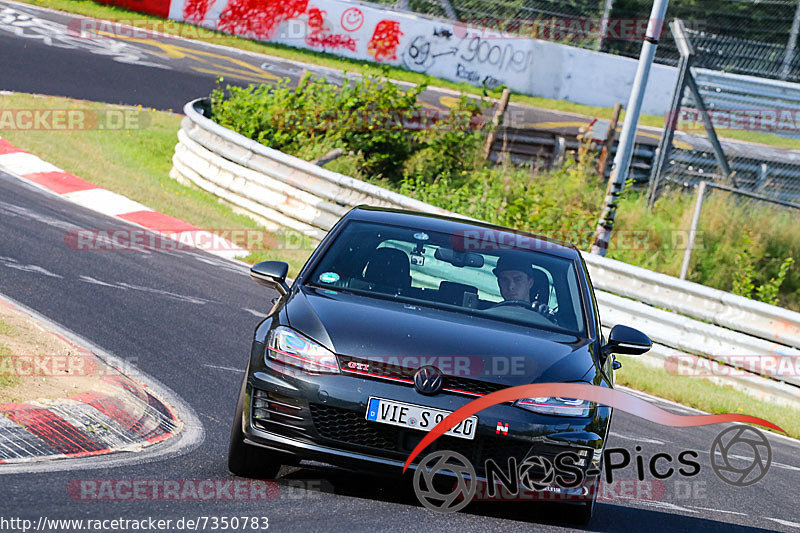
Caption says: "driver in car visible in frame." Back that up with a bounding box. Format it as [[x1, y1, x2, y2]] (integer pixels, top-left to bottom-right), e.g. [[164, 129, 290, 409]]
[[493, 255, 555, 320], [494, 255, 536, 303]]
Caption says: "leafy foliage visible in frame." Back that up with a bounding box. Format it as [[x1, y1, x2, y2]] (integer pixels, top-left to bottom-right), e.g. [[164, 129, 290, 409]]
[[211, 74, 483, 183], [209, 79, 798, 310]]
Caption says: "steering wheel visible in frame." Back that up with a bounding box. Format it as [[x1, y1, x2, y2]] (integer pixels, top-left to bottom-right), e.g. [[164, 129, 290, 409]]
[[489, 300, 559, 324], [489, 300, 534, 309]]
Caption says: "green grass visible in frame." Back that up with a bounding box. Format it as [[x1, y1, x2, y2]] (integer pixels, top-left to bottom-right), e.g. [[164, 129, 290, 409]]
[[616, 355, 800, 440], [13, 0, 800, 150], [0, 93, 312, 274], [1, 93, 796, 437]]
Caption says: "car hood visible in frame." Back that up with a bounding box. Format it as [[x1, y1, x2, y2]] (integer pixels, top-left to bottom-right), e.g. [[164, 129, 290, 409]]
[[285, 287, 595, 386]]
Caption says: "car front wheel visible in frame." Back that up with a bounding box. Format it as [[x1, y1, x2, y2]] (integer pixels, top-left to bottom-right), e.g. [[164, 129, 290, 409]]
[[228, 370, 282, 479]]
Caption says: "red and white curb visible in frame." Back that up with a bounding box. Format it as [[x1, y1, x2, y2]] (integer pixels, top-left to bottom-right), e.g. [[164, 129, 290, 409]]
[[0, 299, 182, 464], [0, 136, 248, 260]]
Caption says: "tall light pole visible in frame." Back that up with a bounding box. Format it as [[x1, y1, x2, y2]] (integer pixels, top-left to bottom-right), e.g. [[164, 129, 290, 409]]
[[591, 0, 670, 255]]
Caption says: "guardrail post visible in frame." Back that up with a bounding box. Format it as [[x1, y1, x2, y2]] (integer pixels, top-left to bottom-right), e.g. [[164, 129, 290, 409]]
[[552, 136, 566, 168], [482, 88, 511, 160], [680, 180, 706, 280], [597, 103, 622, 180]]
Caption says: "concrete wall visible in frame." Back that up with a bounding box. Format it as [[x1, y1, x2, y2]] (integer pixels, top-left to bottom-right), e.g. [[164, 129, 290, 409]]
[[163, 0, 677, 115]]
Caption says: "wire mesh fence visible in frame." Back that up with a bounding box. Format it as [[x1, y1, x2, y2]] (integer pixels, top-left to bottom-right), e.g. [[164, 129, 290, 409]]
[[383, 0, 800, 82], [676, 181, 799, 306], [658, 148, 800, 205]]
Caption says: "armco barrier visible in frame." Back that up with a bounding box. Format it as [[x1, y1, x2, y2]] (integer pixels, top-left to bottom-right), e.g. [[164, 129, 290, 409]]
[[170, 98, 800, 407], [171, 99, 457, 241]]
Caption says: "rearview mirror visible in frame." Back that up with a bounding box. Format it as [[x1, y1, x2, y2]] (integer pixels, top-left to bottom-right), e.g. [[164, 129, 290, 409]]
[[601, 324, 651, 360], [434, 247, 484, 268], [250, 261, 290, 296]]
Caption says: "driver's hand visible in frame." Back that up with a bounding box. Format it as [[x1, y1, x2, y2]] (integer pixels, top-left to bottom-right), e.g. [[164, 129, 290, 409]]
[[534, 303, 558, 324], [533, 303, 550, 314]]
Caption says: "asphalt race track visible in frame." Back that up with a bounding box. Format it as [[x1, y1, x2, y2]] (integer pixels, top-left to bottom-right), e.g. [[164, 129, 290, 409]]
[[0, 0, 675, 146], [1, 2, 800, 530], [1, 173, 799, 532]]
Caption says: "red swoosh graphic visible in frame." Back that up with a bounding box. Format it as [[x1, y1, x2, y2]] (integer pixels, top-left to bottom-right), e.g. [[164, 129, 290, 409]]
[[402, 383, 783, 472]]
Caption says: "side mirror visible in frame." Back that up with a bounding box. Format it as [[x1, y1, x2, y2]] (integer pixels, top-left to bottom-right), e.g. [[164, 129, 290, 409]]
[[601, 324, 651, 361], [250, 261, 290, 296]]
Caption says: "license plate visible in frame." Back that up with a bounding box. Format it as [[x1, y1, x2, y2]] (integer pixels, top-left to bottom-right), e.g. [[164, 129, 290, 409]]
[[365, 397, 478, 440]]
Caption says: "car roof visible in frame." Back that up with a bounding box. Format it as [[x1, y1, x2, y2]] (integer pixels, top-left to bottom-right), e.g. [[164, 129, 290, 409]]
[[344, 206, 582, 261]]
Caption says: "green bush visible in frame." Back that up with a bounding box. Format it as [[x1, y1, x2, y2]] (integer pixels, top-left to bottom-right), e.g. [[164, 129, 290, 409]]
[[209, 79, 798, 310], [211, 75, 483, 184]]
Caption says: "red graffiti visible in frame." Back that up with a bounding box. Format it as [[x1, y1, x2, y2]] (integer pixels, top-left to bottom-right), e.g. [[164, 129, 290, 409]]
[[307, 32, 357, 51], [340, 7, 364, 32], [368, 20, 403, 62], [182, 0, 213, 23], [218, 0, 309, 40], [305, 7, 357, 52], [307, 7, 325, 30]]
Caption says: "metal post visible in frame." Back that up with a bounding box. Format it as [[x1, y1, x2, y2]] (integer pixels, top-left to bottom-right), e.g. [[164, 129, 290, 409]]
[[647, 20, 696, 208], [482, 88, 511, 160], [780, 0, 800, 80], [680, 180, 706, 280], [591, 0, 670, 256], [684, 75, 733, 184], [646, 49, 691, 206], [597, 102, 623, 180], [596, 0, 615, 51]]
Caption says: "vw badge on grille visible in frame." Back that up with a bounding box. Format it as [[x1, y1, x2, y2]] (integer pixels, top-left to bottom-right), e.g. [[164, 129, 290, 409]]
[[414, 365, 443, 395]]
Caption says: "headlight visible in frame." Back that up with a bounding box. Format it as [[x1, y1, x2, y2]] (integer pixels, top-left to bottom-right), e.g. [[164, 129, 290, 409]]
[[515, 397, 594, 417], [267, 326, 340, 374]]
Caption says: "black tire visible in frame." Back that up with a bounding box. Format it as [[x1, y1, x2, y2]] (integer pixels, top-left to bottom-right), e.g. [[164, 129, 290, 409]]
[[573, 474, 599, 526], [228, 371, 282, 479]]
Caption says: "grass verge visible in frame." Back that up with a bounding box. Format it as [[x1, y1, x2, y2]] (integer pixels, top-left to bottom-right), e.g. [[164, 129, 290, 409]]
[[1, 91, 796, 437], [12, 0, 800, 150], [617, 355, 800, 440], [0, 92, 313, 274]]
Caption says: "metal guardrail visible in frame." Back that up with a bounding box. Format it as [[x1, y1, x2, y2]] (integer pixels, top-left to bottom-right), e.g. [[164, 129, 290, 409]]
[[172, 99, 456, 241], [582, 253, 800, 349], [170, 98, 800, 405], [488, 126, 656, 183], [694, 68, 800, 122]]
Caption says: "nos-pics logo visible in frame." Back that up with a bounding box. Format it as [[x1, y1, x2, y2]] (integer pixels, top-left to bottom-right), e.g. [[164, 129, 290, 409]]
[[412, 425, 772, 513]]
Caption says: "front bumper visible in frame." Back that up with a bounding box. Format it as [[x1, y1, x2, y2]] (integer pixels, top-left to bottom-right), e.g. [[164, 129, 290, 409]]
[[241, 360, 608, 485]]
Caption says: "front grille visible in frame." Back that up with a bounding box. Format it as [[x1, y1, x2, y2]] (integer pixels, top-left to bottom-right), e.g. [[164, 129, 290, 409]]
[[310, 403, 551, 475], [309, 403, 397, 450], [338, 355, 508, 398], [251, 389, 307, 436], [443, 376, 506, 396]]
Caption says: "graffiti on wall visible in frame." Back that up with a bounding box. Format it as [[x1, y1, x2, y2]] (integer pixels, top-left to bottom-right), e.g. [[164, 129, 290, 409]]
[[306, 7, 357, 51], [401, 27, 533, 89], [368, 20, 402, 62], [216, 0, 309, 41], [182, 0, 212, 24], [169, 0, 537, 93]]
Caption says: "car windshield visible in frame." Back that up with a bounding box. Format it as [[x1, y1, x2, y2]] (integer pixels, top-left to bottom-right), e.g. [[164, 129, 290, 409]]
[[305, 220, 587, 336]]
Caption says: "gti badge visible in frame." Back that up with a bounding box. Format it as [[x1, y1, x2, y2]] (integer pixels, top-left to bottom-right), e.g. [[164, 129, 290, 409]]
[[414, 365, 443, 395]]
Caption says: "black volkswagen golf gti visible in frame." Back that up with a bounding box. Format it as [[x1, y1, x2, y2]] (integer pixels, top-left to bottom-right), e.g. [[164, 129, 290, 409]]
[[229, 206, 651, 521]]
